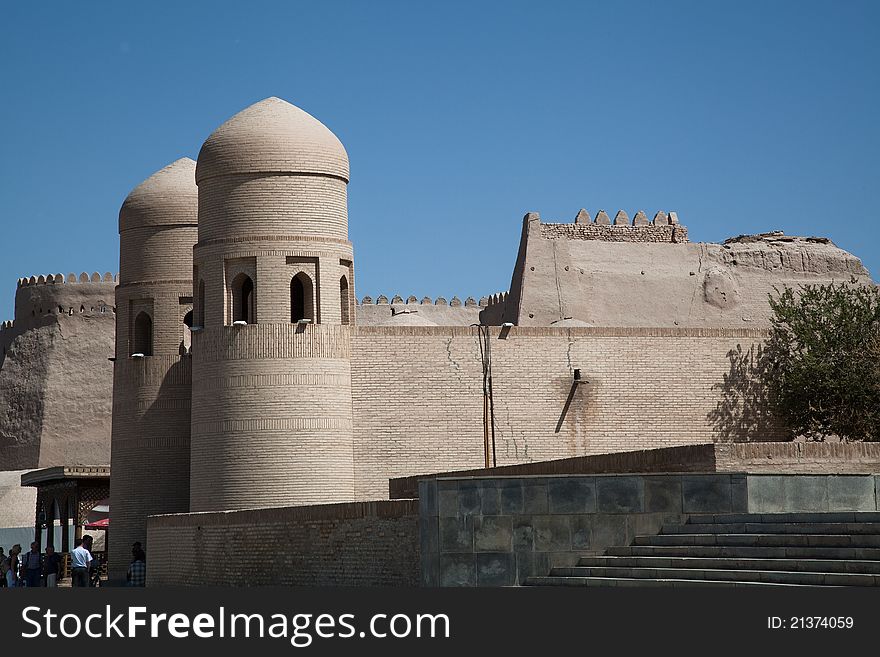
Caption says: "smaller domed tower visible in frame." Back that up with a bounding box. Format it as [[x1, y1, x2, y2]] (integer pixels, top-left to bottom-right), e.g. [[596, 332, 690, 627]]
[[109, 158, 198, 581], [189, 98, 356, 511]]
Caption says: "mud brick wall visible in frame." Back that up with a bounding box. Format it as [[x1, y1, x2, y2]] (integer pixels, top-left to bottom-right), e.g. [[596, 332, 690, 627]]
[[146, 500, 419, 587], [351, 326, 784, 500]]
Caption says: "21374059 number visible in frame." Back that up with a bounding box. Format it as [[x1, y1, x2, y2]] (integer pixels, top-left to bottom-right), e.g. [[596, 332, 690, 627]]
[[768, 616, 854, 629]]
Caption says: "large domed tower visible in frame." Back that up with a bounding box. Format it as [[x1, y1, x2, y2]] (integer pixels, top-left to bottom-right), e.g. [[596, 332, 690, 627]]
[[189, 98, 356, 511], [109, 157, 198, 580]]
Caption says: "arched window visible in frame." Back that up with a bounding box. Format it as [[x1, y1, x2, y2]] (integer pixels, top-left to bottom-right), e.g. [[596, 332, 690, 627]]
[[231, 273, 254, 324], [196, 280, 205, 327], [182, 310, 193, 354], [133, 311, 153, 356], [340, 275, 350, 325], [291, 273, 314, 323]]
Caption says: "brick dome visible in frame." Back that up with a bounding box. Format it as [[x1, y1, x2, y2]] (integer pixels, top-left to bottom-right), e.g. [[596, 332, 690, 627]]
[[195, 97, 349, 184], [118, 158, 198, 233]]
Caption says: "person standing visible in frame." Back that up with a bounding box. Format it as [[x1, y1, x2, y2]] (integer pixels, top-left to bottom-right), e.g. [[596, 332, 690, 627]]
[[0, 547, 7, 588], [126, 546, 146, 587], [44, 545, 62, 587], [24, 542, 43, 587], [70, 535, 93, 587], [5, 544, 21, 588]]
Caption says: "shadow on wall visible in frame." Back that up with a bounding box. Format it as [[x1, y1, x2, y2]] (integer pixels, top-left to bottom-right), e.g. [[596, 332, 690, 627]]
[[707, 343, 790, 442]]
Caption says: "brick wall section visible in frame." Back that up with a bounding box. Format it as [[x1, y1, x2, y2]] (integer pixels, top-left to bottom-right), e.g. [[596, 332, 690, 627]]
[[189, 321, 355, 512], [350, 325, 784, 500], [714, 442, 880, 474], [389, 444, 719, 498], [146, 500, 419, 587], [110, 356, 192, 580]]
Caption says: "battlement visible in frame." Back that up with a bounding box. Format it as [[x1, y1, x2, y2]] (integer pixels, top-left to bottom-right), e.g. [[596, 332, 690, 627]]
[[17, 272, 118, 287], [359, 295, 483, 308], [532, 209, 688, 243]]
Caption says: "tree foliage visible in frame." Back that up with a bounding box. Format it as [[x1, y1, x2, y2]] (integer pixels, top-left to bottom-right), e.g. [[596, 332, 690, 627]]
[[763, 281, 880, 441]]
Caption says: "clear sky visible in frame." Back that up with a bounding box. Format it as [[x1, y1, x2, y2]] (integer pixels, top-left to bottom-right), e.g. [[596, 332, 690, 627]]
[[1, 1, 878, 320]]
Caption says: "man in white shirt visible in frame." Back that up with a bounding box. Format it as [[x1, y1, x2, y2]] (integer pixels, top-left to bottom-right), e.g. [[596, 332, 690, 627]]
[[70, 534, 93, 587]]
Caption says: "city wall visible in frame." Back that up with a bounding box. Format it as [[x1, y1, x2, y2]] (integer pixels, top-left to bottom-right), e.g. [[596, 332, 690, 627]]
[[146, 499, 420, 587], [350, 325, 785, 500]]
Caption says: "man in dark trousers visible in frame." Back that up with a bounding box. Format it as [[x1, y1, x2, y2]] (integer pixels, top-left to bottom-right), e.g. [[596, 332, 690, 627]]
[[24, 542, 43, 587], [70, 535, 93, 587]]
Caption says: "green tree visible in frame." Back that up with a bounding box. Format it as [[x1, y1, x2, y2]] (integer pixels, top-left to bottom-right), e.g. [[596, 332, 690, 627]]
[[763, 281, 880, 441]]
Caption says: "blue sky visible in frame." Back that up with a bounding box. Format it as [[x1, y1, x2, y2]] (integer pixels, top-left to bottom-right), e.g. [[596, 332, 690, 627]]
[[1, 1, 878, 320]]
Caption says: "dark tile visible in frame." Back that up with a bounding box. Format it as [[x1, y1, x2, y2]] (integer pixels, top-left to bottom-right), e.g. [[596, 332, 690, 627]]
[[532, 515, 570, 552], [645, 477, 682, 513], [458, 482, 481, 515], [828, 476, 875, 512], [523, 483, 549, 514], [630, 513, 664, 539], [439, 516, 473, 553], [500, 481, 524, 515], [480, 483, 501, 515], [438, 488, 459, 518], [476, 553, 515, 587], [515, 551, 550, 584], [474, 516, 513, 552], [730, 474, 748, 513], [570, 515, 592, 549], [418, 480, 438, 517], [548, 478, 596, 514], [419, 516, 439, 586], [512, 516, 534, 551], [597, 476, 644, 513], [682, 475, 731, 513], [591, 514, 627, 549], [440, 554, 475, 587], [783, 476, 828, 513], [419, 516, 439, 556], [747, 475, 784, 513]]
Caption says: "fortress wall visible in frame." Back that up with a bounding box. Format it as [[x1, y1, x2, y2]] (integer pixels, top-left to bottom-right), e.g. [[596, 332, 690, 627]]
[[510, 214, 872, 328], [350, 326, 786, 500], [110, 355, 192, 579], [0, 276, 116, 470], [39, 310, 114, 467], [147, 500, 419, 587]]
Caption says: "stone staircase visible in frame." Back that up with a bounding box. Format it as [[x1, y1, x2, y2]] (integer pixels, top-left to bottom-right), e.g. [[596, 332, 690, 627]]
[[525, 512, 880, 587]]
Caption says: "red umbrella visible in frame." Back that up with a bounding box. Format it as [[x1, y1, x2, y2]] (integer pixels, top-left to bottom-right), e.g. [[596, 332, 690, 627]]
[[84, 517, 109, 530]]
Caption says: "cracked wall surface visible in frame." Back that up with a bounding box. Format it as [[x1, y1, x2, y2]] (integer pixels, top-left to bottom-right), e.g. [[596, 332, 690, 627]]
[[350, 325, 781, 500]]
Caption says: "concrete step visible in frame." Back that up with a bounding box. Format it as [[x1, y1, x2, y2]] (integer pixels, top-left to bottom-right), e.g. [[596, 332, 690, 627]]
[[524, 576, 820, 588], [548, 566, 878, 586], [635, 533, 880, 548], [686, 512, 880, 524], [606, 544, 880, 560], [664, 522, 880, 535], [577, 555, 880, 574]]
